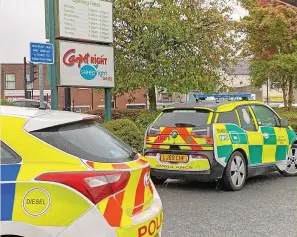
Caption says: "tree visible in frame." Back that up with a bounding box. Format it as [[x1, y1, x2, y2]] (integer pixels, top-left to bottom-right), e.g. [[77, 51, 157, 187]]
[[239, 0, 297, 110], [113, 0, 239, 111]]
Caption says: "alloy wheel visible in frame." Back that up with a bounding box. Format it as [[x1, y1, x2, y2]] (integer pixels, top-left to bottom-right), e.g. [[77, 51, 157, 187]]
[[230, 156, 246, 187], [286, 147, 297, 174]]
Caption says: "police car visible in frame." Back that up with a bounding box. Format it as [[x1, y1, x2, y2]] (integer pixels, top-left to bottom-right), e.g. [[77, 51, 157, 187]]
[[0, 106, 163, 237], [144, 98, 297, 191]]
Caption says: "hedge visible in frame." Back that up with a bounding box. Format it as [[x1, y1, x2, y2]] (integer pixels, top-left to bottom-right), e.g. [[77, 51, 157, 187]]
[[89, 109, 150, 123], [0, 99, 15, 106], [90, 109, 161, 133], [274, 108, 297, 131], [103, 119, 144, 152]]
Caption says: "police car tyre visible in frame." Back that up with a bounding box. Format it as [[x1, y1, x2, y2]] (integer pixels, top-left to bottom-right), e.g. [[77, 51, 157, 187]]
[[222, 151, 247, 191], [280, 144, 297, 177], [151, 176, 167, 184]]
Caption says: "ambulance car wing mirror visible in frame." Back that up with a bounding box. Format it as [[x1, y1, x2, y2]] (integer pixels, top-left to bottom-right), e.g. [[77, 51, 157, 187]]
[[280, 118, 288, 128]]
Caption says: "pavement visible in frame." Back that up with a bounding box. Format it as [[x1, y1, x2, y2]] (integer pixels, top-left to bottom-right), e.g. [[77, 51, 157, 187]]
[[156, 172, 297, 237]]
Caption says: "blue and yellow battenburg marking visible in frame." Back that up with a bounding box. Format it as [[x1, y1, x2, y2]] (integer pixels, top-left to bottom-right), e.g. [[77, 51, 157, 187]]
[[1, 164, 21, 221]]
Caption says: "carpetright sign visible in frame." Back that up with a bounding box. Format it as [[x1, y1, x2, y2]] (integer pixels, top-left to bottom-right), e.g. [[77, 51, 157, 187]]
[[58, 40, 114, 88]]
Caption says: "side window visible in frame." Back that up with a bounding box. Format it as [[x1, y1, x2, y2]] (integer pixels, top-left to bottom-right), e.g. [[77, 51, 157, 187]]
[[0, 142, 22, 164], [217, 111, 239, 126], [236, 106, 256, 131], [251, 105, 279, 127]]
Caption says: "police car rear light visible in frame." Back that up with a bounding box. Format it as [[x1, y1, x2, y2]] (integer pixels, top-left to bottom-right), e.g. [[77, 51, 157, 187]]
[[35, 171, 130, 204], [85, 174, 121, 188], [191, 154, 208, 159]]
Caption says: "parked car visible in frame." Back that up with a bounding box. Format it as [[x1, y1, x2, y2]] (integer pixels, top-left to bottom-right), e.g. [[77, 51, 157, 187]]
[[144, 100, 297, 191], [13, 99, 51, 109], [0, 106, 163, 237]]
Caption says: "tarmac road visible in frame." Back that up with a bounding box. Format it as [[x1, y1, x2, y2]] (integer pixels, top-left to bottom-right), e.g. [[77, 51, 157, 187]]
[[156, 172, 297, 237]]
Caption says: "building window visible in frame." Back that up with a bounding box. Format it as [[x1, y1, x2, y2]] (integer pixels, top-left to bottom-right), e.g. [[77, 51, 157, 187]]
[[5, 74, 16, 89]]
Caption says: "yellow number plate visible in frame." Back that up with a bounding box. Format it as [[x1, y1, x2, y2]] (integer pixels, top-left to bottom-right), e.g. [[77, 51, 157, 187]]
[[160, 154, 188, 163]]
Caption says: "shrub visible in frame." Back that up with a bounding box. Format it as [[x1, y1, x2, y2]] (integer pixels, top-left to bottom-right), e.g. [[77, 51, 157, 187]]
[[0, 99, 15, 106], [103, 119, 143, 152], [274, 108, 297, 131], [89, 109, 147, 123], [135, 110, 161, 133]]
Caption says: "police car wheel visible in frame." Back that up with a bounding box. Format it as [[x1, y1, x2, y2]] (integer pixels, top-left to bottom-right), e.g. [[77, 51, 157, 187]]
[[280, 144, 297, 177], [151, 176, 167, 184], [222, 151, 247, 191]]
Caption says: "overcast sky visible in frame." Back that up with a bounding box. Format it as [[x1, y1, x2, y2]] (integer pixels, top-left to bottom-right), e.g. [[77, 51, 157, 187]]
[[0, 0, 248, 63]]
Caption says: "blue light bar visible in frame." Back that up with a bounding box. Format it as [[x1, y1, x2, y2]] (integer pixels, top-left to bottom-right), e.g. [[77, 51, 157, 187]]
[[188, 92, 253, 101]]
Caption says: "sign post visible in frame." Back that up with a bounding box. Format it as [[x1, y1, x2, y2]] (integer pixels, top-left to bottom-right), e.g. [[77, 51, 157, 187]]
[[30, 42, 54, 109], [39, 64, 44, 109], [47, 0, 58, 110], [45, 0, 114, 120]]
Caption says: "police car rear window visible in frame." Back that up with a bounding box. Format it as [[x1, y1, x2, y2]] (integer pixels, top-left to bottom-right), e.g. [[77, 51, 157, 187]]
[[31, 121, 134, 163], [154, 109, 210, 127]]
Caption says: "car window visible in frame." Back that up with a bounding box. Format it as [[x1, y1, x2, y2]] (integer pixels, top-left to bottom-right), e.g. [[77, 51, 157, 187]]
[[217, 111, 239, 126], [236, 106, 256, 131], [251, 105, 279, 127], [1, 142, 22, 164], [154, 109, 210, 127], [31, 121, 135, 163]]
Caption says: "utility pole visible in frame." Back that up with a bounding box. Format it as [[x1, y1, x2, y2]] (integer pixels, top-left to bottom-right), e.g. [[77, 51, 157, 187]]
[[23, 57, 27, 99]]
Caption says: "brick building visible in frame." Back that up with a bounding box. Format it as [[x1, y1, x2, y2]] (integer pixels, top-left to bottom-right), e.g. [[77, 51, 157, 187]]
[[0, 63, 147, 111]]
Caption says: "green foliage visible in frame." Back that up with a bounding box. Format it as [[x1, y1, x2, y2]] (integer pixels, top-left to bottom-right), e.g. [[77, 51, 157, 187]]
[[239, 0, 297, 110], [274, 107, 297, 131], [0, 99, 16, 106], [135, 110, 161, 133], [103, 119, 143, 152], [89, 109, 148, 123], [113, 0, 239, 110]]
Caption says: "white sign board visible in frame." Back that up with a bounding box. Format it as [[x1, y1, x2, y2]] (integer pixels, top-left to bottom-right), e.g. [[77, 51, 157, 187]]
[[58, 0, 113, 43], [58, 40, 114, 87]]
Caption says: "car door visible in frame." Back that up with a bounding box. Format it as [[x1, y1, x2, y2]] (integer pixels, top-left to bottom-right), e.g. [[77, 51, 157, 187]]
[[250, 104, 288, 163], [0, 141, 22, 221], [236, 105, 262, 165]]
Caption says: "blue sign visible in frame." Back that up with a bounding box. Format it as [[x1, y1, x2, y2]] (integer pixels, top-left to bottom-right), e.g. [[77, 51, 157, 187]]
[[30, 42, 54, 64]]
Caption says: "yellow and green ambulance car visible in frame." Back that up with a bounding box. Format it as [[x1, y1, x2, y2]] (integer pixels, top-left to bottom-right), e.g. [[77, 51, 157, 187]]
[[144, 100, 297, 191]]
